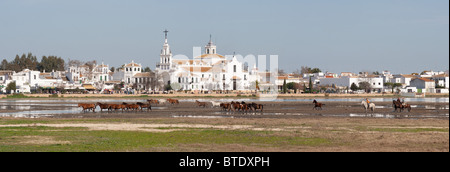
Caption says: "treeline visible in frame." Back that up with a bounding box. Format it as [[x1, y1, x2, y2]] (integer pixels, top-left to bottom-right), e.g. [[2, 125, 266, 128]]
[[0, 53, 65, 72]]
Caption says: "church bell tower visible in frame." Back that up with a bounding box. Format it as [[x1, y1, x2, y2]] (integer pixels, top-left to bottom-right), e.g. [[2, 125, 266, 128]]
[[159, 29, 172, 71]]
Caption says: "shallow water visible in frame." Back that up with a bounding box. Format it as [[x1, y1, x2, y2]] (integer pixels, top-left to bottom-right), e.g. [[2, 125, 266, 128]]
[[0, 97, 448, 119]]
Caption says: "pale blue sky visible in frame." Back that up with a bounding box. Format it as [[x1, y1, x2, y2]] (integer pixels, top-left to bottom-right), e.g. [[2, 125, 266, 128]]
[[0, 0, 448, 74]]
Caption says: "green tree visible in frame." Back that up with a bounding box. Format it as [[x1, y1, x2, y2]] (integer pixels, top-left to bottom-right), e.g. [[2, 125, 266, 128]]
[[6, 81, 16, 94], [0, 59, 8, 70], [287, 82, 296, 90], [310, 68, 321, 73], [38, 56, 65, 72], [143, 67, 151, 72], [308, 76, 313, 93], [358, 82, 372, 93], [350, 83, 358, 91], [282, 79, 287, 93]]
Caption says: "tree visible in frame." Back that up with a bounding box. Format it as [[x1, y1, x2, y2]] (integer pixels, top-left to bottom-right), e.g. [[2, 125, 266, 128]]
[[38, 56, 65, 72], [143, 67, 151, 72], [6, 81, 16, 94], [350, 83, 358, 91], [308, 76, 313, 93], [393, 83, 403, 93], [0, 59, 8, 70], [310, 68, 321, 73], [358, 82, 372, 93], [385, 82, 403, 93], [282, 79, 287, 93]]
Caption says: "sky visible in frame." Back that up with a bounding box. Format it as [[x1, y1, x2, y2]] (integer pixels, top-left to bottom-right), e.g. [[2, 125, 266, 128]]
[[0, 0, 448, 74]]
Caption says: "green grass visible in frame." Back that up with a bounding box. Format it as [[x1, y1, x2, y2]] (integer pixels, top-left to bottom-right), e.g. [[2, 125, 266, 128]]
[[0, 124, 330, 152]]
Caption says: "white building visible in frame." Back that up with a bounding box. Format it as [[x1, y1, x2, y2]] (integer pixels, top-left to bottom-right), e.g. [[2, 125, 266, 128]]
[[155, 31, 259, 91], [390, 74, 416, 88], [410, 78, 436, 93], [319, 76, 384, 93], [430, 74, 449, 89]]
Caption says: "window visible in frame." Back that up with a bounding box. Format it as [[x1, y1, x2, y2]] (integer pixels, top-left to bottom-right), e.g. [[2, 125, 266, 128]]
[[223, 74, 226, 80], [234, 65, 236, 72], [34, 75, 36, 80], [100, 76, 102, 81], [0, 77, 2, 80], [244, 75, 247, 80], [178, 77, 181, 83], [207, 49, 210, 54]]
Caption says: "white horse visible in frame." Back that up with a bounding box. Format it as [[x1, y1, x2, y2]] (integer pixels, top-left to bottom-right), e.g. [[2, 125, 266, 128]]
[[361, 100, 376, 113], [210, 101, 221, 108]]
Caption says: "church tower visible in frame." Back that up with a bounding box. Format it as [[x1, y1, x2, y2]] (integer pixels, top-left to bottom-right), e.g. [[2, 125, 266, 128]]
[[205, 35, 217, 55], [158, 29, 172, 71]]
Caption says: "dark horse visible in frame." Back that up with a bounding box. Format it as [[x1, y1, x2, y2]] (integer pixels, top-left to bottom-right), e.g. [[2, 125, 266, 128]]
[[312, 100, 325, 110], [393, 100, 411, 112]]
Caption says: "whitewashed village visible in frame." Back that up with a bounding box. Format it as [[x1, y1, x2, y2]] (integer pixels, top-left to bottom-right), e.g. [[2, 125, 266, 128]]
[[1, 31, 449, 96]]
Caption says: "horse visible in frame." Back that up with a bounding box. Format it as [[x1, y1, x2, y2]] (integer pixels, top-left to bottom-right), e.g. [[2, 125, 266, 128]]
[[249, 103, 264, 112], [393, 100, 411, 112], [167, 99, 179, 105], [137, 102, 152, 111], [312, 100, 325, 110], [361, 100, 376, 113], [239, 102, 250, 112], [195, 100, 207, 108], [147, 99, 159, 105], [210, 101, 221, 108], [78, 103, 96, 113], [109, 104, 125, 112], [96, 102, 111, 112], [231, 101, 241, 112], [123, 102, 140, 112], [159, 99, 167, 104], [220, 103, 232, 111]]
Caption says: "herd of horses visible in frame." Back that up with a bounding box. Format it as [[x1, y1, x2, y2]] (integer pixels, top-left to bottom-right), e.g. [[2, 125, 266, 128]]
[[78, 100, 155, 113], [78, 98, 413, 114], [195, 100, 264, 112]]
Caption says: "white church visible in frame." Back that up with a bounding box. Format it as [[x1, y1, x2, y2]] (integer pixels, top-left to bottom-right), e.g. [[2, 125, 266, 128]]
[[155, 30, 259, 91]]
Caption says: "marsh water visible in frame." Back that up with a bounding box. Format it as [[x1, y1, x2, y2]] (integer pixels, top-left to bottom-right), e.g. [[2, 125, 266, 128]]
[[0, 97, 448, 119]]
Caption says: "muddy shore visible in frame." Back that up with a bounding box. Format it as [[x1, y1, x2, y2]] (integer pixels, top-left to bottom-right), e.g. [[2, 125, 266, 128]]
[[0, 99, 448, 152]]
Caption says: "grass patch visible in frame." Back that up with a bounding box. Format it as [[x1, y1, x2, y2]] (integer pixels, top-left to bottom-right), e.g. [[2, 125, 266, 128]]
[[0, 124, 330, 152]]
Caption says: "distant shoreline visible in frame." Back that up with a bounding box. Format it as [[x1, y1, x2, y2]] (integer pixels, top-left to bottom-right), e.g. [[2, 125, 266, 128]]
[[1, 93, 448, 99]]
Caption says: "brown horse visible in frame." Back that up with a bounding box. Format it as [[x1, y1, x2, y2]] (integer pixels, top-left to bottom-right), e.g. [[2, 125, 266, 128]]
[[167, 99, 179, 105], [231, 101, 241, 112], [249, 103, 264, 112], [195, 100, 207, 108], [393, 100, 411, 112], [122, 102, 140, 112], [78, 103, 96, 113], [147, 99, 159, 104], [220, 103, 232, 111], [109, 104, 125, 112], [312, 100, 325, 110], [137, 102, 152, 111], [96, 102, 111, 112]]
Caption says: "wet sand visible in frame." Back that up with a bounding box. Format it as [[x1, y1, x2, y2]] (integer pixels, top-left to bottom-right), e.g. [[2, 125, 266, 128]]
[[0, 99, 448, 119]]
